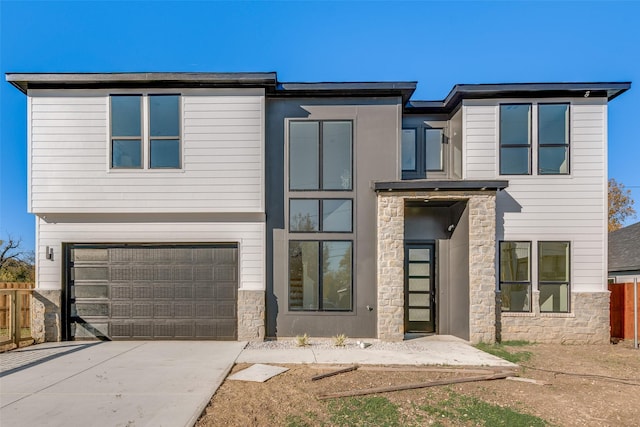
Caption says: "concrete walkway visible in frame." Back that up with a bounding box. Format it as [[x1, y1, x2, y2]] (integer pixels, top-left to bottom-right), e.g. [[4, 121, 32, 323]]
[[0, 341, 245, 427], [0, 336, 513, 427], [238, 335, 516, 367]]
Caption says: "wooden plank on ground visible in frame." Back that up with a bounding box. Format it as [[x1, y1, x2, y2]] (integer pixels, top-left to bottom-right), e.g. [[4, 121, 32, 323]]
[[317, 372, 511, 400], [311, 365, 358, 381]]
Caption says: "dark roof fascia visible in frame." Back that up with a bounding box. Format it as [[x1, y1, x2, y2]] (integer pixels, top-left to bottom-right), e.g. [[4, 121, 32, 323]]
[[374, 180, 509, 192], [5, 72, 279, 94], [405, 82, 632, 114], [275, 82, 417, 105]]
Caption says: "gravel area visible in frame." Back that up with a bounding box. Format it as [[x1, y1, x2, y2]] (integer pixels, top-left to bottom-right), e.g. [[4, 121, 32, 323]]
[[246, 337, 440, 351]]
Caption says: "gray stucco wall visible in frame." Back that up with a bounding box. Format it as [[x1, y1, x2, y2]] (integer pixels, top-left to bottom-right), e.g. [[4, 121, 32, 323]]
[[266, 97, 402, 338]]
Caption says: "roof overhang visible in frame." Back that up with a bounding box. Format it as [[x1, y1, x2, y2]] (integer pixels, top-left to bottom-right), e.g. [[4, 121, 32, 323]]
[[405, 82, 632, 114], [374, 180, 509, 192], [5, 72, 279, 93], [275, 81, 417, 105]]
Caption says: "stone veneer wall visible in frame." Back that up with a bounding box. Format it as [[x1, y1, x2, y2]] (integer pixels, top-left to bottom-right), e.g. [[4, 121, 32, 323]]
[[499, 291, 610, 344], [31, 290, 61, 343], [376, 191, 498, 343], [237, 289, 265, 341], [376, 195, 405, 341]]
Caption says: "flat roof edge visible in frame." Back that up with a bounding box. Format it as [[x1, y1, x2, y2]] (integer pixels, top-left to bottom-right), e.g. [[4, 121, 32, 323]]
[[374, 180, 509, 192]]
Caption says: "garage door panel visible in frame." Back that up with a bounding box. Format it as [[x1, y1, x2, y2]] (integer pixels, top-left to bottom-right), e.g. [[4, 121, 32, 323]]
[[69, 244, 238, 340], [111, 285, 131, 299], [112, 303, 131, 318], [154, 285, 174, 299], [175, 285, 194, 299], [154, 303, 172, 318]]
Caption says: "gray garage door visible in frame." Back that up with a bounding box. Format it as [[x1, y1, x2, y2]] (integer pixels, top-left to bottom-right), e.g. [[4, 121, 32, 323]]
[[68, 244, 238, 340]]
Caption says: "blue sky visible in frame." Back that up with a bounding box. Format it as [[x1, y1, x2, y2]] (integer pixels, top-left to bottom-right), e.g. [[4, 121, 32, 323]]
[[1, 0, 639, 252]]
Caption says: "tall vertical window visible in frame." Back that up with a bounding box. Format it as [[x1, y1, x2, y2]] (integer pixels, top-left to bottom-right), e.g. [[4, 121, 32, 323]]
[[111, 95, 142, 168], [500, 104, 531, 175], [289, 241, 352, 311], [499, 241, 531, 312], [289, 121, 352, 190], [538, 241, 570, 313], [149, 95, 181, 168], [110, 94, 181, 169], [538, 104, 569, 174], [425, 128, 444, 171], [401, 129, 417, 172]]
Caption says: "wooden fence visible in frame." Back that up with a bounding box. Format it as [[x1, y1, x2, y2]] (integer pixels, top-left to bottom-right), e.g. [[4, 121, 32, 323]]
[[0, 282, 34, 350], [609, 282, 640, 340]]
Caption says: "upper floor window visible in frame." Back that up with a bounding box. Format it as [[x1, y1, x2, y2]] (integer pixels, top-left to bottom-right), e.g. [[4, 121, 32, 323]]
[[500, 104, 531, 175], [110, 94, 181, 169], [538, 104, 569, 174], [289, 121, 352, 190], [500, 103, 570, 176], [402, 127, 446, 179]]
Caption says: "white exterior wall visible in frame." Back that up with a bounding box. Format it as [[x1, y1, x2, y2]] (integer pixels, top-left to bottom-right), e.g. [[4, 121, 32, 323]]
[[28, 88, 265, 213], [463, 98, 608, 292], [37, 219, 265, 291]]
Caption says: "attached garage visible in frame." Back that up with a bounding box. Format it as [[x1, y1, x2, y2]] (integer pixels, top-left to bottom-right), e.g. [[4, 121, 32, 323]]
[[66, 244, 238, 340]]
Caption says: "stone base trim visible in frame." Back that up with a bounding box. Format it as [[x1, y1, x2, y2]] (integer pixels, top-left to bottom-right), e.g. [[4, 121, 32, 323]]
[[31, 290, 62, 343], [498, 291, 610, 344], [237, 290, 265, 341]]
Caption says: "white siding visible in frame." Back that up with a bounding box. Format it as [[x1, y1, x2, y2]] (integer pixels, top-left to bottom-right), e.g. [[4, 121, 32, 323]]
[[36, 219, 265, 291], [29, 89, 264, 214], [464, 99, 608, 292]]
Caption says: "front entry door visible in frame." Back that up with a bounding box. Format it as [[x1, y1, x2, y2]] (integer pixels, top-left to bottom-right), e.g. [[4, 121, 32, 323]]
[[405, 243, 436, 333]]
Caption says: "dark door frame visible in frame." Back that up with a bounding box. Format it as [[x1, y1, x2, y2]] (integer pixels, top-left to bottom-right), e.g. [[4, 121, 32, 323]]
[[404, 241, 436, 333]]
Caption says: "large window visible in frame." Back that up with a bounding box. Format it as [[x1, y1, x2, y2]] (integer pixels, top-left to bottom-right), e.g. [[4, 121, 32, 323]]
[[289, 241, 352, 311], [500, 103, 570, 176], [110, 94, 181, 169], [538, 241, 570, 313], [538, 104, 569, 174], [289, 121, 352, 190], [289, 199, 352, 233], [499, 241, 532, 312], [500, 104, 531, 175], [402, 127, 446, 179]]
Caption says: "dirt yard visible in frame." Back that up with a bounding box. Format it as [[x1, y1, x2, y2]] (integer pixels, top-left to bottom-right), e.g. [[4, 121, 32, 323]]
[[197, 341, 640, 426]]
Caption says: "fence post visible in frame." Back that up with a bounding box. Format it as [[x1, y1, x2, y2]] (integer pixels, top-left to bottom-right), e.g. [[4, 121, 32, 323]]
[[12, 291, 19, 346], [634, 277, 638, 350]]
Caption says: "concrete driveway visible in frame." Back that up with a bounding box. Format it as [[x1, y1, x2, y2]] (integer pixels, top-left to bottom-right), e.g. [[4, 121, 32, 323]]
[[0, 341, 245, 427]]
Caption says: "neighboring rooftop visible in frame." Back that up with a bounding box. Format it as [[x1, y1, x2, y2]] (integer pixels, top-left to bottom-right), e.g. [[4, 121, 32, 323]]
[[609, 221, 640, 274], [5, 72, 631, 112]]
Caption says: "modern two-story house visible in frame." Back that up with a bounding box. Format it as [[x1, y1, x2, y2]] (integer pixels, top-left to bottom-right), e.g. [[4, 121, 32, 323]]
[[7, 72, 630, 344]]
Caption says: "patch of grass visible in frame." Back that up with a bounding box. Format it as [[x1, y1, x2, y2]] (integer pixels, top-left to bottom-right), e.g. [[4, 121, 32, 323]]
[[420, 391, 547, 427], [333, 333, 347, 347], [475, 342, 533, 363], [285, 411, 318, 427], [327, 396, 406, 427], [295, 333, 310, 347]]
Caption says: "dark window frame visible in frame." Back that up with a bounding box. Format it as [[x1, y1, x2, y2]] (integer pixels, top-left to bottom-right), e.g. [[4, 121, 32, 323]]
[[401, 128, 418, 174], [537, 103, 570, 175], [538, 241, 571, 313], [289, 198, 353, 233], [499, 103, 532, 175], [288, 120, 353, 192], [401, 126, 447, 179], [498, 241, 532, 313], [288, 239, 354, 312]]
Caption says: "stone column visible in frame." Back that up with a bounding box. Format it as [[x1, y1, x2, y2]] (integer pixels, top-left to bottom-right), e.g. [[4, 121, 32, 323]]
[[376, 194, 405, 341], [467, 195, 497, 344], [237, 289, 265, 341], [31, 290, 61, 342]]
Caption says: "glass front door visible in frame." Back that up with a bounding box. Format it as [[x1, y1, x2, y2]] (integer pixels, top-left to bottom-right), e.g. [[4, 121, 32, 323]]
[[405, 243, 435, 333]]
